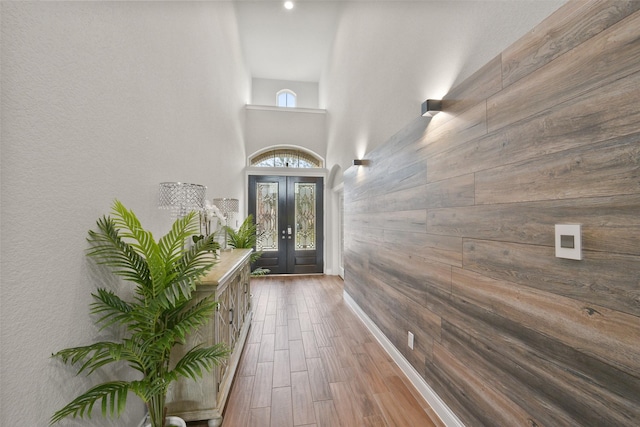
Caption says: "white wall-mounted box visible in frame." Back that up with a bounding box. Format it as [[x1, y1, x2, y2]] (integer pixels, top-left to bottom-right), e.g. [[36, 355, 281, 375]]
[[555, 224, 582, 260]]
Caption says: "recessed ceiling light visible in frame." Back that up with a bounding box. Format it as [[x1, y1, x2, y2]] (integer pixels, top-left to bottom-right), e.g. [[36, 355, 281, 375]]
[[284, 1, 294, 10]]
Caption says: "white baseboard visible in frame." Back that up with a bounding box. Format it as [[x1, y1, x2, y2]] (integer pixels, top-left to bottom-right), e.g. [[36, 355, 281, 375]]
[[343, 291, 465, 427]]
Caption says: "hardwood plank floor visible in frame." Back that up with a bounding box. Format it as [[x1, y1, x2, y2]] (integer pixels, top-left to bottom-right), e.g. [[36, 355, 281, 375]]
[[188, 275, 443, 427]]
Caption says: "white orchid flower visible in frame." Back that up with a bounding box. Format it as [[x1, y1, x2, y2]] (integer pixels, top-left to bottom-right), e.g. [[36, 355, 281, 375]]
[[210, 204, 227, 226]]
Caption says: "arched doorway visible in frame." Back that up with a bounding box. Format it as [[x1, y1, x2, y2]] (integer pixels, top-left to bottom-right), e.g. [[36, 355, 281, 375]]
[[247, 147, 325, 274]]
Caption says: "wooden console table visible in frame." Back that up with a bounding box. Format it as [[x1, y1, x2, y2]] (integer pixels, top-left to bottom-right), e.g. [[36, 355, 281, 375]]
[[166, 248, 253, 427]]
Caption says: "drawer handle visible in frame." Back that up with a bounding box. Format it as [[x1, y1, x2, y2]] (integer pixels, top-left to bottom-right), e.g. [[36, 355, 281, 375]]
[[229, 308, 234, 325]]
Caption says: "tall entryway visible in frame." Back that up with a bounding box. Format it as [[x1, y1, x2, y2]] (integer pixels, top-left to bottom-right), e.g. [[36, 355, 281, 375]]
[[248, 175, 324, 274]]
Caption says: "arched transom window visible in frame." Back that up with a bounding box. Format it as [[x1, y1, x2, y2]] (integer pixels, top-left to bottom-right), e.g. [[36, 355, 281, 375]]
[[276, 89, 296, 108], [250, 148, 323, 168]]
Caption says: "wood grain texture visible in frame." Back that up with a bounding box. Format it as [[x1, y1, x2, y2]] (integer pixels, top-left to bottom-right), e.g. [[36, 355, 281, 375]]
[[251, 362, 274, 409], [313, 400, 340, 427], [441, 55, 503, 120], [289, 339, 307, 372], [448, 268, 640, 425], [428, 194, 640, 255], [271, 387, 294, 427], [488, 9, 640, 132], [216, 276, 440, 427], [383, 230, 462, 267], [425, 173, 475, 209], [383, 183, 427, 212], [291, 371, 316, 426], [475, 136, 640, 204], [220, 375, 254, 427], [463, 238, 640, 319], [344, 2, 640, 426], [436, 321, 582, 427], [259, 333, 275, 363], [249, 407, 270, 427], [422, 101, 488, 159], [502, 0, 640, 87], [273, 349, 291, 388], [429, 67, 640, 183]]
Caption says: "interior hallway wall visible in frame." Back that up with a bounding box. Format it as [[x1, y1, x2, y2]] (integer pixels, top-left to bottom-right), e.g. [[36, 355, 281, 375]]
[[344, 1, 640, 425], [251, 78, 320, 109], [244, 107, 327, 163], [0, 2, 249, 425], [321, 0, 564, 178]]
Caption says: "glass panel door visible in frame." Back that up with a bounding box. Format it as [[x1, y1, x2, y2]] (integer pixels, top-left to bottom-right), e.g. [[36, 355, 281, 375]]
[[249, 176, 286, 273], [255, 182, 279, 252], [295, 182, 316, 250], [249, 175, 323, 274]]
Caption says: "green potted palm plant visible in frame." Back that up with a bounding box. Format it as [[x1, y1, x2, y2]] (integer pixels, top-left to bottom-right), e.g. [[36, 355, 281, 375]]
[[224, 214, 269, 276], [50, 200, 229, 427]]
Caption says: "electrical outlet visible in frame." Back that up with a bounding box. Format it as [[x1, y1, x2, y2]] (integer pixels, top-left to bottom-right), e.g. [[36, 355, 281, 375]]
[[407, 331, 414, 350]]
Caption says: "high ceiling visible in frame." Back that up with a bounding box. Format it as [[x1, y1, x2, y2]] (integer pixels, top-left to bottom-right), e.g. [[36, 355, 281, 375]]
[[234, 0, 565, 84], [235, 0, 343, 82]]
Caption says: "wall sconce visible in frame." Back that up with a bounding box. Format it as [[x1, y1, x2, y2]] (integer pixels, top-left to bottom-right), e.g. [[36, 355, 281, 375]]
[[421, 99, 442, 117], [353, 159, 364, 166], [158, 182, 207, 218]]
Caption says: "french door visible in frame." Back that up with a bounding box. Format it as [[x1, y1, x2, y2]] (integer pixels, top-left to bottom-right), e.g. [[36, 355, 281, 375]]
[[248, 175, 324, 274]]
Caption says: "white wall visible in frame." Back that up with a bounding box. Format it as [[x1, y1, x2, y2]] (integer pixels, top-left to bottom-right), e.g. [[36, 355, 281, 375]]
[[0, 2, 248, 425], [244, 107, 326, 164], [251, 78, 319, 109], [321, 1, 565, 175]]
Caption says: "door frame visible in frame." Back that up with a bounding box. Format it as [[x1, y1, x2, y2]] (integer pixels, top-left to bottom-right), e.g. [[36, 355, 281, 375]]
[[245, 166, 328, 274]]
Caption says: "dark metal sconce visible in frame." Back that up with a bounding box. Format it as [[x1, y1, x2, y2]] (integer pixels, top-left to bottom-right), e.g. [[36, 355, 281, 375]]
[[421, 99, 442, 117]]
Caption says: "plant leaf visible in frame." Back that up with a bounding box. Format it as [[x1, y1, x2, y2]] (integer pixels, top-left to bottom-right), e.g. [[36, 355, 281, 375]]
[[50, 381, 130, 424], [171, 343, 230, 382]]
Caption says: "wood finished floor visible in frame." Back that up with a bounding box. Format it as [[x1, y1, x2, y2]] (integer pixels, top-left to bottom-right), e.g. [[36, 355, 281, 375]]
[[188, 275, 443, 427]]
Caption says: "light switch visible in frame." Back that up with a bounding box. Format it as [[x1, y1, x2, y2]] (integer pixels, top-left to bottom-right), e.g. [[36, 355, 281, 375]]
[[560, 235, 575, 249], [555, 224, 582, 260]]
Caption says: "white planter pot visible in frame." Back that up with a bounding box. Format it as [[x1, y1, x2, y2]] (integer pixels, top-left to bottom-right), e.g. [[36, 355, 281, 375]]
[[144, 416, 187, 427]]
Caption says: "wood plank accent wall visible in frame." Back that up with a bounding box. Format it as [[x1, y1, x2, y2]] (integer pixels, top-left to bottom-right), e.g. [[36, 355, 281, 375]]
[[343, 2, 640, 426]]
